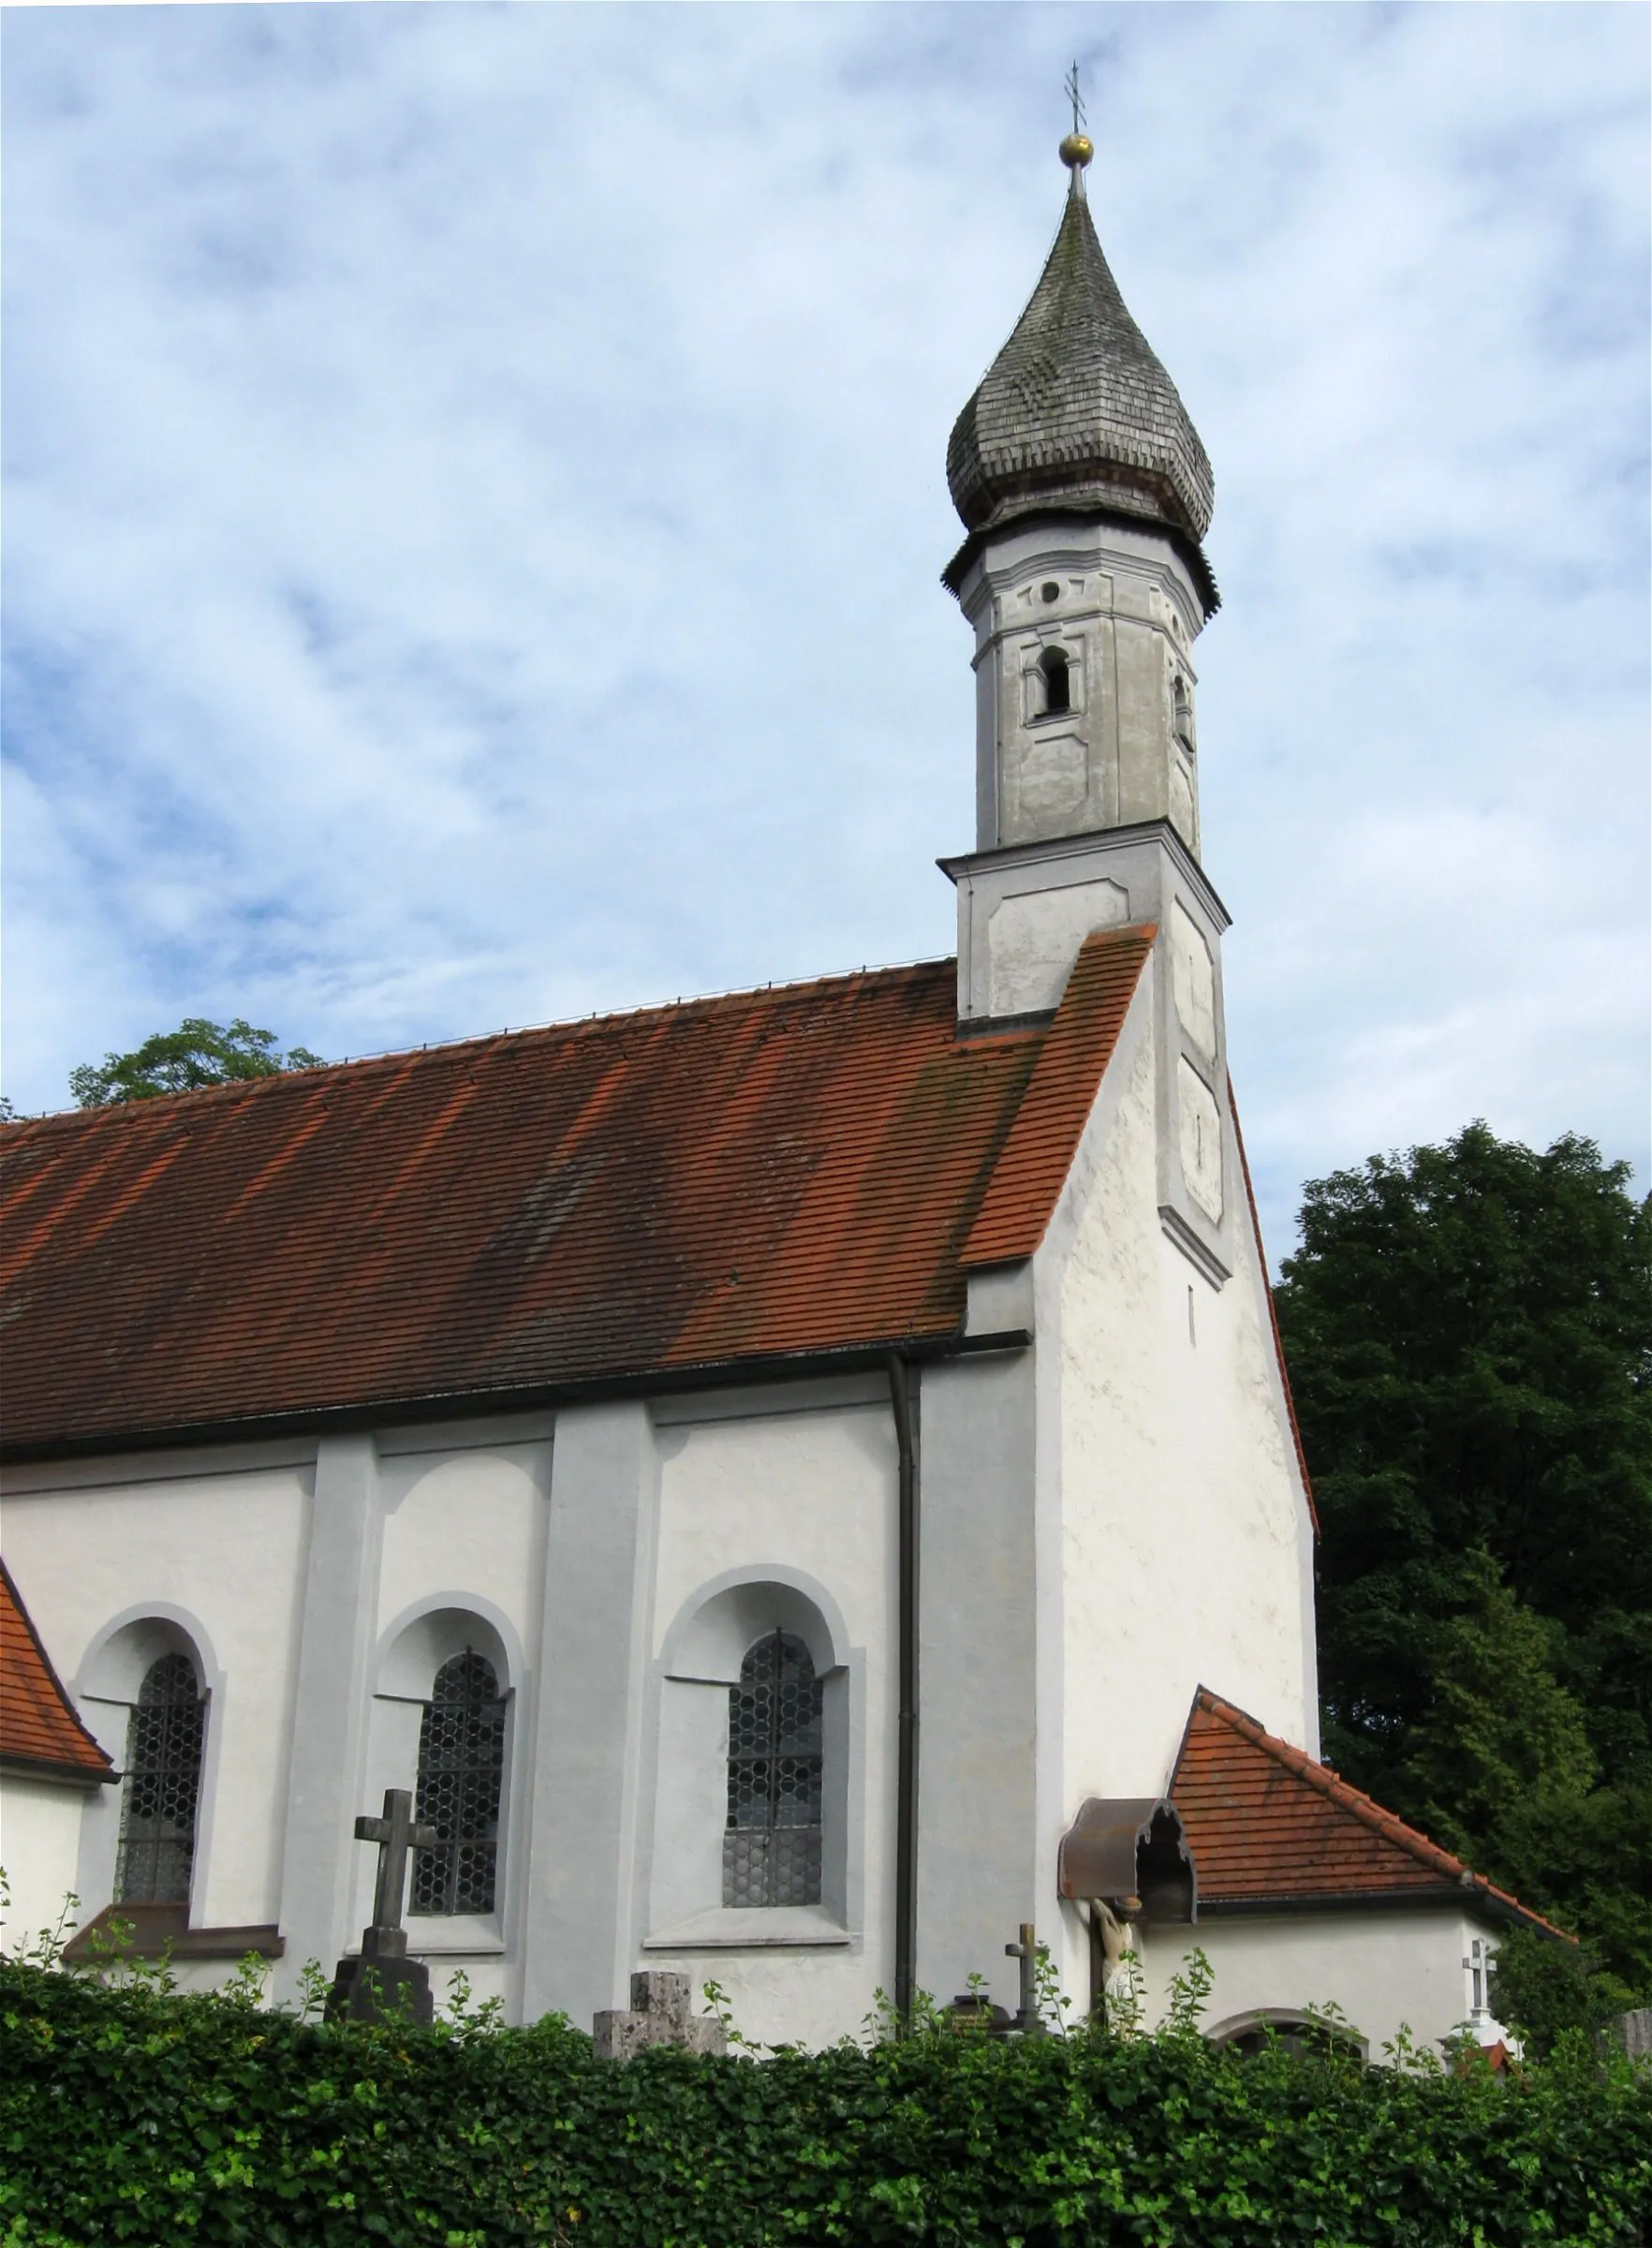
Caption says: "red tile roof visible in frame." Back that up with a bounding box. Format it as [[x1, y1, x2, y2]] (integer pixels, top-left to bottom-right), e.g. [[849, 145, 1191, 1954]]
[[0, 1560, 115, 1783], [1, 931, 1153, 1458], [962, 925, 1153, 1267], [1171, 1687, 1570, 1939]]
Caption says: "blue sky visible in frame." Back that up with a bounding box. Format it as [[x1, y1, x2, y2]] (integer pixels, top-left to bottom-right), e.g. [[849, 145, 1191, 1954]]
[[4, 1, 1647, 1255]]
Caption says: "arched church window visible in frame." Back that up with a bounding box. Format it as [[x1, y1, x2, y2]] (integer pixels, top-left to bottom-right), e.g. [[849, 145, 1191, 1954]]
[[409, 1649, 506, 1916], [723, 1629, 823, 1907], [1038, 645, 1071, 716], [115, 1652, 205, 1905]]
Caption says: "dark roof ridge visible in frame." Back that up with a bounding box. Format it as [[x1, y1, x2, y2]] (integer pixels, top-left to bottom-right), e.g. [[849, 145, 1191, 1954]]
[[1185, 1686, 1572, 1942], [4, 956, 962, 1136]]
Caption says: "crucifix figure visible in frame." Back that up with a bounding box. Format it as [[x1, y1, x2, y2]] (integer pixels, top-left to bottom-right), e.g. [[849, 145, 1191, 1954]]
[[324, 1786, 441, 2027]]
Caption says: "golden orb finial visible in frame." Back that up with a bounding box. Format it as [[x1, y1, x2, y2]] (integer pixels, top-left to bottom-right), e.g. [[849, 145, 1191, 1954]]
[[1060, 61, 1092, 177]]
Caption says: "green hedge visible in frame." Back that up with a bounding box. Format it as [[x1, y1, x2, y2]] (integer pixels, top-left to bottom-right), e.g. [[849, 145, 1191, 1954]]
[[2, 1961, 1648, 2247]]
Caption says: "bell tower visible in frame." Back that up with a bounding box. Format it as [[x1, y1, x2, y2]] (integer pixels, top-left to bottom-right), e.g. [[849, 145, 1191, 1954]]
[[944, 126, 1217, 871], [939, 120, 1234, 1284]]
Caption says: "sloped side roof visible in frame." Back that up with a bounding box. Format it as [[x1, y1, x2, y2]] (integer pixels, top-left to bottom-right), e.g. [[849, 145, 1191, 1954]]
[[0, 1560, 115, 1782], [1, 939, 1151, 1457], [962, 924, 1153, 1268], [1171, 1688, 1569, 1939]]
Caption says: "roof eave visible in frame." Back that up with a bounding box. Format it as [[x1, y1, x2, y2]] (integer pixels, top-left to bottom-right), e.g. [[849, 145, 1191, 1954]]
[[942, 501, 1219, 615], [0, 1325, 1034, 1469], [0, 1751, 119, 1789], [1196, 1886, 1574, 1942]]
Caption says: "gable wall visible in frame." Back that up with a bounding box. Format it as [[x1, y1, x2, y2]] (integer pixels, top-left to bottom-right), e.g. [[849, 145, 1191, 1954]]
[[1030, 943, 1318, 2009]]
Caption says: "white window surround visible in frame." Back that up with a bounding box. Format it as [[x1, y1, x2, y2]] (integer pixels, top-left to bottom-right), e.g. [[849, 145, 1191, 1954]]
[[1205, 2007, 1370, 2063], [74, 1605, 225, 1934], [365, 1600, 523, 1959], [1019, 632, 1086, 727], [644, 1904, 849, 1951], [645, 1569, 862, 1952]]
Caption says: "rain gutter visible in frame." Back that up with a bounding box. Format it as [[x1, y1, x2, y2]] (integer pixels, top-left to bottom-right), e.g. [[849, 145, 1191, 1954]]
[[887, 1351, 919, 2026]]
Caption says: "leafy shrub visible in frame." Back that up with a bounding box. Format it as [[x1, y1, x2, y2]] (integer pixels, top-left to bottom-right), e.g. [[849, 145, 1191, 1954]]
[[1, 1956, 1648, 2247]]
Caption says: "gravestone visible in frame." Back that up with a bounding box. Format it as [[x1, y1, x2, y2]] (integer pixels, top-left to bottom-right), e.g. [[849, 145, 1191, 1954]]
[[593, 1971, 728, 2060], [326, 1786, 439, 2027], [1618, 2008, 1652, 2063]]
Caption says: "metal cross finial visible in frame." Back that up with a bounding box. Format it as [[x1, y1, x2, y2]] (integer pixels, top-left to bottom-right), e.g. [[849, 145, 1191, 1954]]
[[354, 1786, 439, 1939], [1065, 60, 1086, 139], [1059, 63, 1093, 183]]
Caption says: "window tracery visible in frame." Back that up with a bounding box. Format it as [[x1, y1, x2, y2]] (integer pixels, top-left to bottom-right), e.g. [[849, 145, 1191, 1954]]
[[723, 1629, 823, 1908], [115, 1651, 205, 1905], [410, 1648, 506, 1916]]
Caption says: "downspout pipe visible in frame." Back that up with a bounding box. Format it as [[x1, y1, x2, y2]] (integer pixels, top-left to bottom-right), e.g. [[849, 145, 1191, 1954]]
[[888, 1352, 919, 2026]]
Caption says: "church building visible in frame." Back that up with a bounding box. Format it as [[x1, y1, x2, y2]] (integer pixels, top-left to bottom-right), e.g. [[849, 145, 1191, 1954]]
[[1, 132, 1560, 2059]]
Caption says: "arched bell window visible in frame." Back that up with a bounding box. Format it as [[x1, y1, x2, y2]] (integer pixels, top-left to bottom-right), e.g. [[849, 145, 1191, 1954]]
[[409, 1649, 506, 1916], [1038, 645, 1072, 717], [724, 1629, 823, 1907], [115, 1652, 205, 1905]]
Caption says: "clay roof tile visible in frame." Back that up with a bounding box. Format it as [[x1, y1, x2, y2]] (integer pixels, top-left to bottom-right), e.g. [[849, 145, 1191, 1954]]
[[2, 937, 1153, 1457], [1171, 1686, 1571, 1941], [0, 1560, 115, 1783]]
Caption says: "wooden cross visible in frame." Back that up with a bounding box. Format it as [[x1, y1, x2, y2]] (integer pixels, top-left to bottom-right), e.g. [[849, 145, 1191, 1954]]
[[354, 1787, 439, 1936]]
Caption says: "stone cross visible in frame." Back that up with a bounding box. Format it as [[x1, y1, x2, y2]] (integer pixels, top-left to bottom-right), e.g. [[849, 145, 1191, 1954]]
[[324, 1786, 441, 2028], [355, 1787, 439, 1945], [1006, 1920, 1049, 2036], [593, 1972, 728, 2062]]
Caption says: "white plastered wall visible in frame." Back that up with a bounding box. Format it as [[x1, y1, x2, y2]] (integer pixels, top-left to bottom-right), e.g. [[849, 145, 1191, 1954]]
[[635, 1383, 897, 2052], [1135, 1909, 1498, 2061], [352, 1433, 551, 2016], [1027, 945, 1319, 2011], [0, 1776, 96, 1954], [1, 1452, 314, 1956]]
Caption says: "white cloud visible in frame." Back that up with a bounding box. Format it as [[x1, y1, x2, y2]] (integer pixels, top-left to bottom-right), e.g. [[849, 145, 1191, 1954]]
[[3, 1, 1646, 1255]]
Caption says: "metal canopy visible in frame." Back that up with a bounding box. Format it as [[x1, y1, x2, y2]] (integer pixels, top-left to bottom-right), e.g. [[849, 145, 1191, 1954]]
[[1056, 1797, 1197, 1923]]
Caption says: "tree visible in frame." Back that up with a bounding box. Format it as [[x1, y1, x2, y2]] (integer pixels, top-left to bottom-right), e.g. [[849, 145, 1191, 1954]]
[[69, 1019, 323, 1108], [1274, 1123, 1652, 2012]]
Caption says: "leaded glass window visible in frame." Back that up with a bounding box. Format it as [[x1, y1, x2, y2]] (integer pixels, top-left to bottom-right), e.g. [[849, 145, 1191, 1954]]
[[409, 1649, 506, 1916], [115, 1652, 205, 1905], [723, 1629, 823, 1908]]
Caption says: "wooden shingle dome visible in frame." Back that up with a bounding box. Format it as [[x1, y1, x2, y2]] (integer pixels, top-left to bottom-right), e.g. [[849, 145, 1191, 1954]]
[[945, 174, 1215, 566]]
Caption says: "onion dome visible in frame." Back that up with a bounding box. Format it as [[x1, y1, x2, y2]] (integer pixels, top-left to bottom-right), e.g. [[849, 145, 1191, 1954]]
[[944, 147, 1216, 604]]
